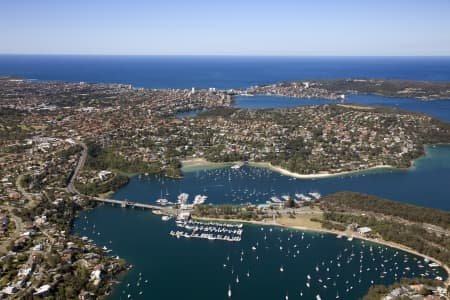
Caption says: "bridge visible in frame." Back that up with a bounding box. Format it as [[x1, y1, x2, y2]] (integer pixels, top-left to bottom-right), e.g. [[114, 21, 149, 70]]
[[67, 142, 167, 212], [91, 196, 164, 210]]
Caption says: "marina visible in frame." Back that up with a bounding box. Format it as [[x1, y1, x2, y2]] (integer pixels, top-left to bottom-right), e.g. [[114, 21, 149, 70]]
[[171, 220, 243, 242], [72, 144, 450, 299], [112, 144, 450, 210], [72, 207, 447, 300]]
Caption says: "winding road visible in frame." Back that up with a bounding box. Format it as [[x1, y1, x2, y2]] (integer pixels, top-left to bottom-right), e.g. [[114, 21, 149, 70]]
[[67, 142, 87, 194]]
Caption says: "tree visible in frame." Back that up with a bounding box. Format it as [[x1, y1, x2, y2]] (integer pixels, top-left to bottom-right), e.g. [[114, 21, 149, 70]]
[[284, 198, 296, 208]]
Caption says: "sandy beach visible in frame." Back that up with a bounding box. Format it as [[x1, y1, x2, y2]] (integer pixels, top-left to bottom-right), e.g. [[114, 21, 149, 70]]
[[181, 158, 232, 169], [249, 162, 395, 179], [182, 157, 395, 179]]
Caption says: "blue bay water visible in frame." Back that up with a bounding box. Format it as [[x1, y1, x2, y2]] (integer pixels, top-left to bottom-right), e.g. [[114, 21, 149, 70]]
[[234, 95, 450, 122], [113, 145, 450, 210], [84, 145, 450, 299], [73, 208, 446, 300]]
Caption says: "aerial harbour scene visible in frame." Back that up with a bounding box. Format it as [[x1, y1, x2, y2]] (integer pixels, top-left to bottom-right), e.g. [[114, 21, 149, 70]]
[[1, 1, 450, 300]]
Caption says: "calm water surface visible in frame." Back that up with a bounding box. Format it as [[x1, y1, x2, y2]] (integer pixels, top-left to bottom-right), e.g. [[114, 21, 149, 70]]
[[2, 55, 450, 89], [234, 94, 450, 122], [73, 209, 446, 300], [72, 145, 450, 299], [112, 145, 450, 210]]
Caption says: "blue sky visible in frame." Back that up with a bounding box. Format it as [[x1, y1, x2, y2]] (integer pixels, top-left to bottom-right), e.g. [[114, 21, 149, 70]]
[[1, 0, 450, 55]]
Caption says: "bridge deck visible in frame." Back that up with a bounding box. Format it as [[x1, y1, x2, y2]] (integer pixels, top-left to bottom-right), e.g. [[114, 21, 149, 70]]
[[92, 197, 163, 210]]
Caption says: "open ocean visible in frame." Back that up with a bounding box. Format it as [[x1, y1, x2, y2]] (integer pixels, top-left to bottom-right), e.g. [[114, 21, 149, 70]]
[[1, 55, 450, 89]]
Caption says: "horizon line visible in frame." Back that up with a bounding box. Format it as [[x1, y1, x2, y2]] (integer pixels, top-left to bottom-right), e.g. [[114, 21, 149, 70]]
[[1, 53, 450, 58]]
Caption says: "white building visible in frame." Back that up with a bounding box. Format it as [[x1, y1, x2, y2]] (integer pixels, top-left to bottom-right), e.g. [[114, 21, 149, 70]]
[[33, 284, 51, 296], [98, 170, 112, 181], [357, 227, 372, 234]]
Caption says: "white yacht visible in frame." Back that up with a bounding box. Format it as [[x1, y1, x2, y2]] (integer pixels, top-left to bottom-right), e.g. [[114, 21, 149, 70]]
[[193, 194, 208, 205]]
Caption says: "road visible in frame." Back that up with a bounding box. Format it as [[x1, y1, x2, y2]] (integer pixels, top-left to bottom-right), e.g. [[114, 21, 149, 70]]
[[67, 142, 164, 211], [0, 205, 24, 254], [67, 141, 87, 194]]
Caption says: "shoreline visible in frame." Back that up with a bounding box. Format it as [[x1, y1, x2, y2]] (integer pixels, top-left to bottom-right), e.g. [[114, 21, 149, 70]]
[[249, 162, 396, 179], [191, 215, 450, 286], [180, 143, 450, 179], [181, 158, 234, 170], [157, 143, 450, 180], [181, 158, 397, 179]]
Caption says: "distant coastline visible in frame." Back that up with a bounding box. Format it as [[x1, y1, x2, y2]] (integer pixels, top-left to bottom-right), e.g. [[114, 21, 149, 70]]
[[2, 56, 450, 91]]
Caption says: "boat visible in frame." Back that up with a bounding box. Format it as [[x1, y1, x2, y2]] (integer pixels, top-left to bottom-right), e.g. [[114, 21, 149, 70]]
[[177, 193, 189, 204], [296, 193, 312, 201], [309, 192, 322, 200], [156, 198, 169, 205], [193, 194, 208, 205], [161, 215, 171, 221], [429, 262, 440, 267], [231, 163, 243, 169], [236, 275, 239, 283], [271, 196, 282, 203], [228, 285, 232, 298], [239, 92, 254, 97], [280, 265, 284, 272]]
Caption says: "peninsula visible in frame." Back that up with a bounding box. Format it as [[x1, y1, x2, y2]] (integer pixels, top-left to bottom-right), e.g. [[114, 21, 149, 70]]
[[244, 79, 450, 101], [190, 192, 450, 285]]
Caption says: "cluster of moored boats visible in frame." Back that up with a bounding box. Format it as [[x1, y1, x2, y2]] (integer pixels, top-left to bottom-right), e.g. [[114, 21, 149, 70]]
[[269, 192, 321, 204], [156, 193, 207, 206], [219, 226, 445, 299], [169, 220, 243, 242]]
